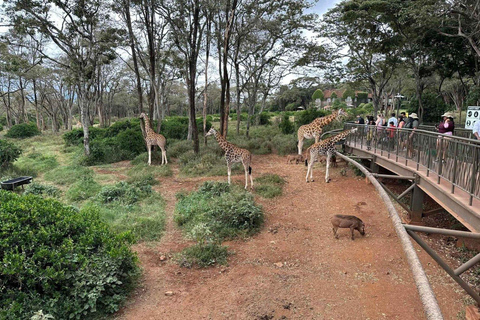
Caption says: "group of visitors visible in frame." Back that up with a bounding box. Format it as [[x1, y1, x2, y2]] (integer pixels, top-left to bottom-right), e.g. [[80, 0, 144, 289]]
[[356, 112, 419, 155]]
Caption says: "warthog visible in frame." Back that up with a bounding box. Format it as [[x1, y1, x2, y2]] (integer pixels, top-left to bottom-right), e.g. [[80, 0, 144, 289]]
[[286, 154, 304, 164], [331, 215, 365, 240]]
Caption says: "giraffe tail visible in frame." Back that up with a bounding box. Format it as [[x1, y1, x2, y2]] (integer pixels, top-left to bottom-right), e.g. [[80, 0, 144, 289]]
[[305, 159, 308, 166], [249, 166, 252, 175]]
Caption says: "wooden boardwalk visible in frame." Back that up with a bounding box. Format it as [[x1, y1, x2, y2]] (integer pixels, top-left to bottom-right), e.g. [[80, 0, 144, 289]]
[[344, 126, 480, 232]]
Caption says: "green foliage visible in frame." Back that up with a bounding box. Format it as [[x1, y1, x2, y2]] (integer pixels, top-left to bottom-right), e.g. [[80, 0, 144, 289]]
[[342, 88, 355, 99], [312, 89, 324, 101], [14, 153, 58, 175], [255, 112, 271, 125], [65, 176, 101, 202], [295, 109, 328, 127], [161, 117, 212, 140], [271, 134, 297, 155], [175, 181, 264, 240], [254, 174, 285, 198], [24, 183, 61, 198], [5, 122, 40, 139], [0, 191, 139, 319], [279, 114, 295, 134], [96, 181, 152, 205], [0, 139, 22, 168], [177, 243, 229, 268], [0, 124, 3, 132], [408, 92, 448, 123], [43, 165, 94, 185]]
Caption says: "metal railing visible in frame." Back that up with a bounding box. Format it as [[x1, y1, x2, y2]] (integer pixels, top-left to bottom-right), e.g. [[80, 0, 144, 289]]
[[344, 123, 480, 203], [419, 125, 475, 140]]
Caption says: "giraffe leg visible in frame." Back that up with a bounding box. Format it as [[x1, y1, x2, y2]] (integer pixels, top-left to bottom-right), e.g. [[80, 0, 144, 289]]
[[160, 147, 166, 165], [227, 163, 232, 185], [249, 167, 254, 190], [298, 137, 303, 155], [325, 152, 331, 183], [147, 144, 152, 166], [244, 164, 248, 189], [315, 134, 319, 144]]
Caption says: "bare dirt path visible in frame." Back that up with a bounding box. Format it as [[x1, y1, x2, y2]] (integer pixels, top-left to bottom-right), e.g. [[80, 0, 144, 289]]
[[115, 154, 466, 320]]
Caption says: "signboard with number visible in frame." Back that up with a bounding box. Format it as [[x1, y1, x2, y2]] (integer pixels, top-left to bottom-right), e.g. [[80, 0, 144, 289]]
[[465, 106, 480, 129]]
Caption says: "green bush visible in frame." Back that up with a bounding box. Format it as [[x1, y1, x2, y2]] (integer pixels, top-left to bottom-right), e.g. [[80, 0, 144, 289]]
[[24, 183, 61, 198], [0, 124, 3, 132], [5, 122, 40, 139], [279, 114, 295, 134], [0, 191, 139, 319], [105, 118, 141, 138], [175, 181, 264, 240], [0, 139, 22, 168], [160, 117, 212, 140]]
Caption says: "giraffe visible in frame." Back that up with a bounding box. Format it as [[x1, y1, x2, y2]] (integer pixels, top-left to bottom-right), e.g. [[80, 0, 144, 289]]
[[205, 127, 253, 189], [305, 127, 357, 183], [297, 108, 346, 155], [139, 113, 167, 166]]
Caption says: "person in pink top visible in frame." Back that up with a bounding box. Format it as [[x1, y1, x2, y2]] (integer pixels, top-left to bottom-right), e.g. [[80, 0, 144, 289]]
[[435, 111, 455, 163]]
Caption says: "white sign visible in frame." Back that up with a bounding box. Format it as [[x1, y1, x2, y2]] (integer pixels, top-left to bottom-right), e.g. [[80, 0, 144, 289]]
[[465, 106, 480, 129]]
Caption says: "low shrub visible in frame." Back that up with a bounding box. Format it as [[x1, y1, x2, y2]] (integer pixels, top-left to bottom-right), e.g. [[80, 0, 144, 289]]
[[0, 191, 139, 319], [175, 181, 263, 240], [279, 114, 295, 134], [0, 139, 22, 168], [271, 134, 297, 156], [5, 122, 40, 139], [24, 182, 61, 198]]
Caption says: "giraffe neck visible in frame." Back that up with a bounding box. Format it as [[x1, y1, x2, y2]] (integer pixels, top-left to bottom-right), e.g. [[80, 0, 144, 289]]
[[214, 131, 231, 151], [143, 116, 153, 133], [316, 110, 338, 126], [327, 129, 354, 144]]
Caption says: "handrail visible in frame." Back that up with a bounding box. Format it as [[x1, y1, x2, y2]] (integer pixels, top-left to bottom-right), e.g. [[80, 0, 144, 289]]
[[343, 123, 480, 202], [334, 152, 444, 319]]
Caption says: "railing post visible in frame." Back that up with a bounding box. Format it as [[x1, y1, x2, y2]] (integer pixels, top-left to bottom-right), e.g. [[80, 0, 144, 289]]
[[470, 146, 478, 206], [451, 141, 458, 194]]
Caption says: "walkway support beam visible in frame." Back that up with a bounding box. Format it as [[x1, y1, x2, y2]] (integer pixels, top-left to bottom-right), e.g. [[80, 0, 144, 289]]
[[336, 152, 444, 320]]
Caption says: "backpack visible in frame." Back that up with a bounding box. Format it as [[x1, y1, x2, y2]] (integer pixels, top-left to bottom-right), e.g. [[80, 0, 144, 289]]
[[404, 118, 413, 129]]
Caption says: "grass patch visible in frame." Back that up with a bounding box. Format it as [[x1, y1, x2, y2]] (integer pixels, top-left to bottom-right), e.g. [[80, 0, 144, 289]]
[[44, 165, 95, 185], [65, 176, 101, 202], [176, 243, 230, 268], [84, 192, 166, 241], [254, 174, 286, 198]]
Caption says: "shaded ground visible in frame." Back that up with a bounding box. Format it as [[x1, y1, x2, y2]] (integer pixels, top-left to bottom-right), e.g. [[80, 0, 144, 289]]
[[115, 154, 468, 320]]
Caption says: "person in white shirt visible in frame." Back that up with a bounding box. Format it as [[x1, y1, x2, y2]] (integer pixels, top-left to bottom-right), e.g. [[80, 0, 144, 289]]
[[388, 112, 398, 127], [473, 120, 480, 140]]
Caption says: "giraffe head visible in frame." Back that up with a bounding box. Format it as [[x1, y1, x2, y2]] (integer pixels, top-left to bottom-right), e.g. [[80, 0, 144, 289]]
[[335, 108, 347, 120], [206, 127, 217, 137], [139, 113, 147, 119]]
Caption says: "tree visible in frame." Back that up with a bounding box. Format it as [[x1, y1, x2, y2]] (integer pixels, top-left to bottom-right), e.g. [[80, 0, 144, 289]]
[[312, 89, 324, 101], [321, 0, 402, 115], [158, 0, 205, 154], [4, 0, 123, 156]]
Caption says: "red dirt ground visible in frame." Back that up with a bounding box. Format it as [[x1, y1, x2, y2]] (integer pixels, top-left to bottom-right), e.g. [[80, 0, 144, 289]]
[[114, 154, 469, 320]]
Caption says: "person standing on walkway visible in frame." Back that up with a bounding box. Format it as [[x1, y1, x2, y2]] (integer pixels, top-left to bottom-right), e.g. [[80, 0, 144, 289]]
[[406, 113, 419, 158], [388, 112, 398, 127], [473, 120, 480, 140], [435, 112, 455, 162]]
